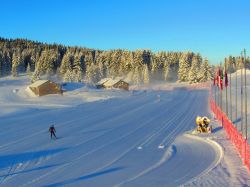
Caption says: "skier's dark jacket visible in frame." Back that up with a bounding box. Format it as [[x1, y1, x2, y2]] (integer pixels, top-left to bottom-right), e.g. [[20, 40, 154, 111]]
[[49, 126, 56, 133]]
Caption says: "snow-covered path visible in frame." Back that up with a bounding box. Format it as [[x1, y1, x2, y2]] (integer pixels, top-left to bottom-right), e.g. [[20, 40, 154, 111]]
[[0, 86, 223, 187]]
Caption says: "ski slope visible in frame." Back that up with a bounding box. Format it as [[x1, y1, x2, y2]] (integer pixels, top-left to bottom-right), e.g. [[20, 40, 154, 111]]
[[0, 76, 250, 187]]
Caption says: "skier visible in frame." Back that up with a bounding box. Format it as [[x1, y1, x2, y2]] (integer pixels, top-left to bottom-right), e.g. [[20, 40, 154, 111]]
[[49, 125, 57, 139]]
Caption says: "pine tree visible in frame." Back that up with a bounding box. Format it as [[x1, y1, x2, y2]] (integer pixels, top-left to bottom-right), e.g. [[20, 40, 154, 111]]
[[164, 64, 170, 81], [143, 64, 150, 84], [198, 58, 212, 82], [126, 71, 134, 83], [26, 63, 31, 76], [98, 62, 104, 79], [188, 55, 200, 83], [0, 52, 2, 78], [73, 69, 82, 82], [63, 69, 73, 82], [72, 53, 83, 82], [31, 54, 43, 82], [86, 63, 98, 84], [133, 66, 141, 86], [0, 38, 216, 82], [60, 52, 71, 76], [178, 53, 192, 82], [11, 52, 21, 77]]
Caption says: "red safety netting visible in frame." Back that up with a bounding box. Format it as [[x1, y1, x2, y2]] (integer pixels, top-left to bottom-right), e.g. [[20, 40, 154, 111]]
[[210, 99, 250, 171]]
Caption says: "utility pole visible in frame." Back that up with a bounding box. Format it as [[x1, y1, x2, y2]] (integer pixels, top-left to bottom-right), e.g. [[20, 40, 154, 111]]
[[244, 49, 248, 140], [235, 59, 238, 126], [230, 63, 232, 121], [220, 63, 223, 111], [225, 60, 228, 116], [241, 52, 243, 133], [215, 67, 217, 106]]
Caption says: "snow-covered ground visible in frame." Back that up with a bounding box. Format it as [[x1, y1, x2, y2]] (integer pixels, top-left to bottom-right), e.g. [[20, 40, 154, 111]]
[[0, 76, 250, 187]]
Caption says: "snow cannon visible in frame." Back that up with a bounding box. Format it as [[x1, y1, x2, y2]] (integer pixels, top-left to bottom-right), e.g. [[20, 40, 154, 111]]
[[201, 116, 212, 133], [195, 116, 202, 126], [192, 116, 212, 134]]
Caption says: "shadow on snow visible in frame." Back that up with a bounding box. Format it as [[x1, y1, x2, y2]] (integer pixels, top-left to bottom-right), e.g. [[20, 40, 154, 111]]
[[0, 148, 68, 169], [0, 164, 60, 178], [43, 166, 125, 187]]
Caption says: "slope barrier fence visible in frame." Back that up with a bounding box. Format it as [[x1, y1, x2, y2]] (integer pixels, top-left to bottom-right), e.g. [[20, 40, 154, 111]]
[[189, 82, 250, 171], [210, 98, 250, 171]]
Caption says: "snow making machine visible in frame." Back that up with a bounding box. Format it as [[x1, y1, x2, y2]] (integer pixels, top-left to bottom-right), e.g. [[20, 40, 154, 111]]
[[192, 116, 212, 134]]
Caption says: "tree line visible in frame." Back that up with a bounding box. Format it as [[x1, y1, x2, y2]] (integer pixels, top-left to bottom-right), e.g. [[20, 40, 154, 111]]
[[224, 55, 250, 73], [0, 37, 213, 84]]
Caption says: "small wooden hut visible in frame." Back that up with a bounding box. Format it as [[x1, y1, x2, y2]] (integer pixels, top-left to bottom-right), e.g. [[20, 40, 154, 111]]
[[28, 80, 62, 96], [96, 78, 112, 89], [103, 78, 129, 90]]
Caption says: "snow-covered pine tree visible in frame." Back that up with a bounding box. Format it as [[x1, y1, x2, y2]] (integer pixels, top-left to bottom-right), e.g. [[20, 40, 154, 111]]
[[5, 51, 12, 75], [74, 69, 82, 82], [198, 58, 212, 82], [163, 63, 170, 81], [30, 50, 39, 72], [26, 63, 31, 76], [225, 56, 235, 73], [120, 50, 131, 75], [86, 63, 98, 84], [31, 69, 40, 83], [31, 52, 45, 82], [63, 68, 73, 82], [46, 59, 54, 79], [143, 64, 150, 84], [133, 66, 141, 86], [126, 70, 134, 83], [97, 62, 104, 79], [155, 51, 166, 79], [84, 52, 95, 77], [60, 52, 71, 76], [178, 53, 192, 82], [46, 50, 59, 78], [11, 52, 20, 77], [72, 53, 83, 82], [188, 55, 200, 83]]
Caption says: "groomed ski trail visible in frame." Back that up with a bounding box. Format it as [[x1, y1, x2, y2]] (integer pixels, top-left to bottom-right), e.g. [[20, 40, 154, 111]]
[[0, 89, 223, 187]]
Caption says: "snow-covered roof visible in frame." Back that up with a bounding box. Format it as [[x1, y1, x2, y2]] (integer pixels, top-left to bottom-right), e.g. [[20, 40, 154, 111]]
[[96, 78, 112, 85], [104, 78, 124, 87], [29, 80, 49, 88]]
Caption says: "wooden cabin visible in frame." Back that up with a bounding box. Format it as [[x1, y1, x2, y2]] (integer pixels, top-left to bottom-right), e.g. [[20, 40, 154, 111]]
[[96, 78, 129, 91], [103, 78, 129, 90], [96, 78, 112, 89], [28, 80, 62, 96]]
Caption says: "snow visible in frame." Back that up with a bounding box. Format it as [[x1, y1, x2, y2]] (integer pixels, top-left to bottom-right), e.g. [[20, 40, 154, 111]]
[[28, 80, 49, 88], [96, 78, 111, 85], [0, 75, 250, 186], [104, 78, 123, 87]]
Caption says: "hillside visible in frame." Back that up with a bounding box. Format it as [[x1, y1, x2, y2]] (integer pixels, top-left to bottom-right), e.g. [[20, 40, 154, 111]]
[[0, 76, 250, 186]]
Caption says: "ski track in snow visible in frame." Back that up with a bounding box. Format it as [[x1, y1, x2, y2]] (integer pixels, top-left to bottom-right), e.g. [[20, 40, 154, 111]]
[[115, 92, 204, 186], [0, 94, 151, 150], [0, 85, 243, 187], [19, 91, 187, 186]]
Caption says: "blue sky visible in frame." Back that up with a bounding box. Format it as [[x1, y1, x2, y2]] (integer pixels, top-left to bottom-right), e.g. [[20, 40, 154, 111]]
[[0, 0, 249, 64]]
